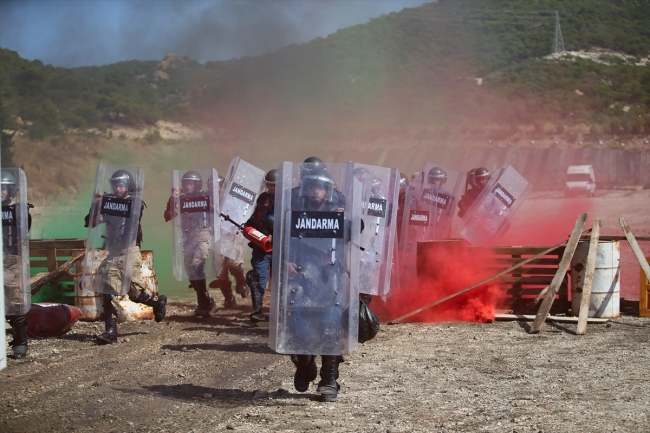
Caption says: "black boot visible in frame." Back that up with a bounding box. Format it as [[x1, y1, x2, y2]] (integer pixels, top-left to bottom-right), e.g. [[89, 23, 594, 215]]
[[133, 292, 167, 322], [223, 294, 237, 308], [290, 354, 317, 392], [317, 356, 343, 402], [191, 280, 216, 317], [149, 295, 168, 322], [247, 270, 265, 322], [97, 295, 118, 345], [207, 278, 236, 308], [8, 315, 28, 359]]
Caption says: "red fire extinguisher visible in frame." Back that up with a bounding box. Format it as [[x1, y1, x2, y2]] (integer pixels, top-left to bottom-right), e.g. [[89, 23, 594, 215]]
[[243, 226, 272, 252]]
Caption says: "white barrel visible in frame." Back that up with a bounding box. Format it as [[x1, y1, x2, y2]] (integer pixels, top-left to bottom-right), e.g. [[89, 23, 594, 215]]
[[571, 240, 620, 318], [74, 250, 158, 322]]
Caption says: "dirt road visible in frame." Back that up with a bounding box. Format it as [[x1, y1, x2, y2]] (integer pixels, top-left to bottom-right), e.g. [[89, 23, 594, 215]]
[[2, 189, 649, 432], [2, 301, 649, 433]]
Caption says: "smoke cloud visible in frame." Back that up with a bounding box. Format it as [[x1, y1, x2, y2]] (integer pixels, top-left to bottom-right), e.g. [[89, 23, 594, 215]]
[[0, 0, 429, 67]]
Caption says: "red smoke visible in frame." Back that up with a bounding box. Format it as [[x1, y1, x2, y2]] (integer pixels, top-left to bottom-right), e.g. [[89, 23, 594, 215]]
[[375, 194, 595, 324], [375, 240, 506, 324], [499, 195, 594, 246]]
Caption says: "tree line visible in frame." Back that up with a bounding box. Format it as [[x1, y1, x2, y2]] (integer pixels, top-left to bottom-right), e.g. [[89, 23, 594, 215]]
[[0, 0, 649, 152]]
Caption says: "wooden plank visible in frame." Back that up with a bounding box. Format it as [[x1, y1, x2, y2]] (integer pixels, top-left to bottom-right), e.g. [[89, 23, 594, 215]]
[[481, 267, 559, 275], [388, 230, 590, 325], [499, 276, 558, 285], [584, 235, 650, 242], [28, 239, 86, 250], [45, 247, 57, 272], [531, 213, 588, 333], [506, 287, 555, 295], [495, 313, 609, 324], [577, 220, 601, 335], [29, 248, 49, 257], [494, 257, 563, 266], [47, 249, 84, 257], [490, 246, 565, 256], [32, 259, 82, 268], [619, 218, 650, 283]]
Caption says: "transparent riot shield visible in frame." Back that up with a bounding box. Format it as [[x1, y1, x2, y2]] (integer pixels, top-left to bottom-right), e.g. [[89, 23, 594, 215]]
[[459, 164, 532, 246], [399, 164, 464, 279], [0, 148, 4, 370], [169, 168, 220, 281], [219, 158, 265, 262], [2, 167, 30, 316], [270, 161, 361, 356], [82, 164, 145, 296], [353, 163, 399, 299]]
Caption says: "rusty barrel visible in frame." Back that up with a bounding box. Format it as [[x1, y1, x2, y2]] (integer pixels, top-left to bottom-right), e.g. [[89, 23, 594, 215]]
[[571, 240, 620, 318], [74, 250, 158, 322], [417, 239, 468, 282]]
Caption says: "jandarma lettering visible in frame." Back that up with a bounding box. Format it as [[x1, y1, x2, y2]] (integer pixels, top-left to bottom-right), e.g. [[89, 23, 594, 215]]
[[368, 202, 384, 212], [182, 200, 207, 209], [2, 210, 13, 221], [103, 201, 129, 212], [233, 187, 254, 200], [411, 214, 428, 221], [494, 188, 512, 204], [295, 217, 340, 230], [423, 193, 447, 205]]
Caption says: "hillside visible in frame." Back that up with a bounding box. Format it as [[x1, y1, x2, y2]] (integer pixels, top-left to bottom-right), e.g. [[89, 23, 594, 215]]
[[1, 0, 650, 203], [2, 1, 650, 139]]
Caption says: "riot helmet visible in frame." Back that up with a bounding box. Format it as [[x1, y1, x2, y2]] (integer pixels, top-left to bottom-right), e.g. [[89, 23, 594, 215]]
[[264, 169, 277, 194], [467, 168, 477, 188], [109, 170, 135, 196], [264, 169, 277, 185], [300, 156, 326, 180], [208, 174, 225, 193], [399, 172, 409, 191], [371, 176, 382, 195], [181, 170, 203, 193], [299, 168, 334, 203], [1, 170, 16, 201], [473, 167, 491, 189], [304, 156, 324, 165], [427, 167, 448, 186], [353, 167, 372, 184]]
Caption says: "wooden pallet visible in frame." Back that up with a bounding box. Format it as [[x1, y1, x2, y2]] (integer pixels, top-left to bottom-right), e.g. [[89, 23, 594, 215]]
[[471, 245, 569, 315], [29, 238, 86, 294]]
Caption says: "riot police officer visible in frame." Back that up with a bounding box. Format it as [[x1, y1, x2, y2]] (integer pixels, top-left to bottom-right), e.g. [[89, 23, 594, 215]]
[[86, 169, 167, 344], [286, 167, 349, 402], [458, 167, 490, 218], [243, 169, 276, 322], [2, 170, 31, 359], [164, 170, 218, 316], [207, 174, 249, 309]]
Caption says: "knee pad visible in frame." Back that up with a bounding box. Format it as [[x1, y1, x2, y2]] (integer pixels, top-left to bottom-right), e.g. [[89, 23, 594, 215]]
[[246, 270, 261, 287]]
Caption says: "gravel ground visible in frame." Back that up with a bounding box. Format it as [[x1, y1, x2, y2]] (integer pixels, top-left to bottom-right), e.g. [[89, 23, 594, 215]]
[[2, 301, 649, 433], [2, 189, 649, 433]]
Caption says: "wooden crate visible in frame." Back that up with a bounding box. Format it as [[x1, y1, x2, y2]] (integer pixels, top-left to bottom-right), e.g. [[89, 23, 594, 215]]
[[472, 245, 570, 315], [29, 238, 86, 294]]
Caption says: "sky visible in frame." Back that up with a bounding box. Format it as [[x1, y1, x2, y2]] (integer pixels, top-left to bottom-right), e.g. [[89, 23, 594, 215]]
[[0, 0, 430, 68]]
